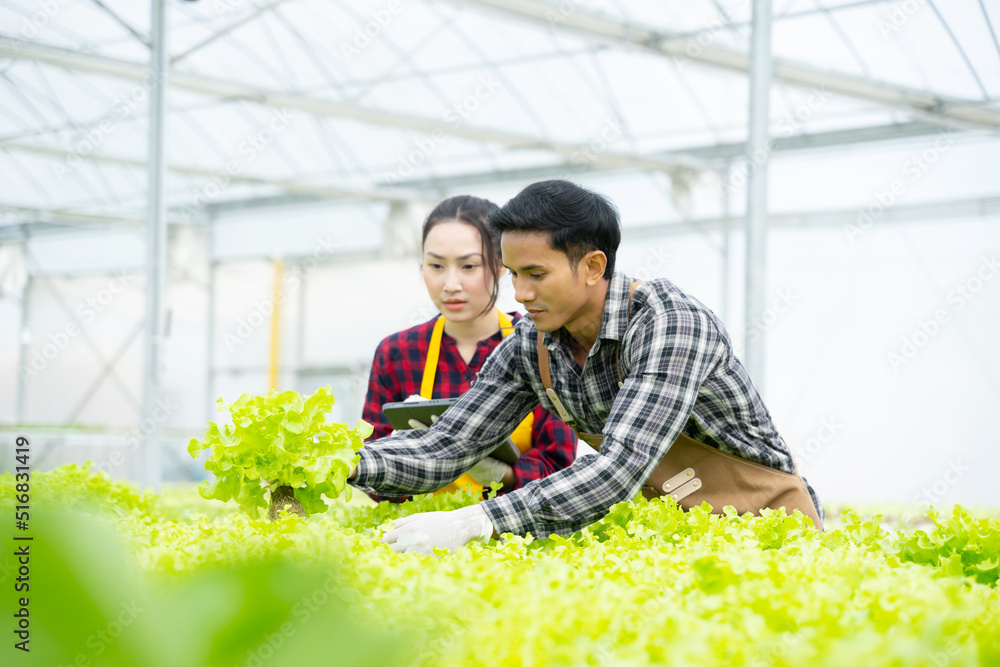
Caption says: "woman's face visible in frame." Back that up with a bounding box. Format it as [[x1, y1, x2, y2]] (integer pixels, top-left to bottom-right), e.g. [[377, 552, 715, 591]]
[[421, 220, 497, 323]]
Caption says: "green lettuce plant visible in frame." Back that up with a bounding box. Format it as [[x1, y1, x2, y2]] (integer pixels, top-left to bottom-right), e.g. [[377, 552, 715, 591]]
[[188, 385, 369, 519], [3, 466, 1000, 666]]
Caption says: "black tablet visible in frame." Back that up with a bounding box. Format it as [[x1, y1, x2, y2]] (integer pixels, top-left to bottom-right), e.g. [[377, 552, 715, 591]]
[[382, 398, 457, 431], [381, 398, 522, 466]]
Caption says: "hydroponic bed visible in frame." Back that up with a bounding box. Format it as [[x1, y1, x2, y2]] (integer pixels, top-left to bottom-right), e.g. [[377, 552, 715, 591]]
[[1, 463, 998, 667]]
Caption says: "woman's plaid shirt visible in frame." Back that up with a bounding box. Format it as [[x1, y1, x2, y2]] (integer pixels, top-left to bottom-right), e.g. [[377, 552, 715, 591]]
[[352, 272, 823, 537]]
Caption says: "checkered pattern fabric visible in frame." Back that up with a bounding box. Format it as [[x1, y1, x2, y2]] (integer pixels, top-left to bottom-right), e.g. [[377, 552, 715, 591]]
[[353, 273, 823, 536], [362, 313, 577, 498]]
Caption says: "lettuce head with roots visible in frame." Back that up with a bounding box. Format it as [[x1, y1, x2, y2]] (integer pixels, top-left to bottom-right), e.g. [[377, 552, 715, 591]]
[[188, 385, 369, 519]]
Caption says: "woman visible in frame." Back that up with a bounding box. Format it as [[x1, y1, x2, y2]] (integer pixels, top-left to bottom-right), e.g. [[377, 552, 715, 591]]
[[362, 195, 576, 499]]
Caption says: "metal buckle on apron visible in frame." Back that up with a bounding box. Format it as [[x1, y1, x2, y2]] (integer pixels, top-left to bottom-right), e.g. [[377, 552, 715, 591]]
[[660, 467, 696, 494], [545, 388, 575, 425], [643, 467, 702, 503], [669, 477, 702, 502]]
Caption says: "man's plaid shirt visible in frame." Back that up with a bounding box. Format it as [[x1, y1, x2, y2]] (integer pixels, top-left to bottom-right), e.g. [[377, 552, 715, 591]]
[[352, 271, 824, 537]]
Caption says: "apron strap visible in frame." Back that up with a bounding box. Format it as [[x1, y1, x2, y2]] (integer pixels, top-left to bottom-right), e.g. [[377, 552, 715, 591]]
[[537, 330, 553, 390], [536, 330, 574, 424], [420, 316, 447, 398], [536, 281, 642, 425], [498, 310, 515, 337], [424, 309, 516, 399]]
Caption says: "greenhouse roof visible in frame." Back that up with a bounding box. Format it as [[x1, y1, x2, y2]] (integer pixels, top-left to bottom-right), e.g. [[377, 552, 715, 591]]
[[1, 0, 999, 237]]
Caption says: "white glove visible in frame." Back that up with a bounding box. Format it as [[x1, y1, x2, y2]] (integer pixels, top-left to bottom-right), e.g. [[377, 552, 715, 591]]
[[382, 504, 495, 555], [467, 456, 511, 485]]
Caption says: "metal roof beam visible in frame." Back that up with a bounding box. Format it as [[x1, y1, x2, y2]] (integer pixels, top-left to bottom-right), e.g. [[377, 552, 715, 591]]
[[626, 195, 1000, 238], [450, 0, 1000, 131], [0, 39, 697, 175], [671, 120, 949, 160], [0, 139, 415, 205], [0, 117, 968, 234], [6, 193, 997, 243], [390, 120, 956, 191]]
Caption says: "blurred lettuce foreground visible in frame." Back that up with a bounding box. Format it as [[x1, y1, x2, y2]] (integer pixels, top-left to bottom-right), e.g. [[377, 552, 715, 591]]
[[0, 512, 401, 667], [1, 464, 999, 667]]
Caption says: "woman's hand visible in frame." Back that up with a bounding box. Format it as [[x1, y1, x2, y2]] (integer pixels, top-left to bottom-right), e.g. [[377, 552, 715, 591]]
[[467, 456, 513, 486], [407, 414, 439, 430]]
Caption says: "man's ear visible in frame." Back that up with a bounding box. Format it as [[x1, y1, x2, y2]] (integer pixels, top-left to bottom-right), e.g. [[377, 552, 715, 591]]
[[583, 250, 607, 286]]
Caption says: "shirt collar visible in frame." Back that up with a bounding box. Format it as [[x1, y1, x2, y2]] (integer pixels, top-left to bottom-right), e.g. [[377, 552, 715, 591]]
[[597, 270, 634, 343], [542, 271, 633, 350]]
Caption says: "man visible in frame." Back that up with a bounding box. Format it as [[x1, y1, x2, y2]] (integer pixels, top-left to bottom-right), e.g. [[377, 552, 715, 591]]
[[351, 180, 823, 554]]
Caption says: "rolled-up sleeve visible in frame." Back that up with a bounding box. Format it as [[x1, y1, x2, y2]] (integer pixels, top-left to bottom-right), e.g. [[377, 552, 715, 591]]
[[351, 334, 538, 496], [481, 305, 723, 537]]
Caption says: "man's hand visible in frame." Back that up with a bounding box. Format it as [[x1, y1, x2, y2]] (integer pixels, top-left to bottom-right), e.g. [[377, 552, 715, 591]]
[[382, 504, 495, 555], [467, 456, 513, 486]]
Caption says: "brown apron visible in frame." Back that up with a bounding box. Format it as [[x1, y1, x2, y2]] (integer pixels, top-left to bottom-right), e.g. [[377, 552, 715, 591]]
[[538, 282, 824, 530]]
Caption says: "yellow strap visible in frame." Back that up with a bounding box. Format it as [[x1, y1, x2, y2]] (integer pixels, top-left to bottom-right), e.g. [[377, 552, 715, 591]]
[[510, 414, 534, 453], [423, 310, 513, 398], [423, 317, 482, 495], [498, 310, 514, 337], [420, 316, 447, 399], [422, 311, 535, 498]]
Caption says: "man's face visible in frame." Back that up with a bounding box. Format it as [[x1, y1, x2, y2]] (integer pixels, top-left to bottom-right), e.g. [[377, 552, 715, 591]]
[[501, 231, 592, 332]]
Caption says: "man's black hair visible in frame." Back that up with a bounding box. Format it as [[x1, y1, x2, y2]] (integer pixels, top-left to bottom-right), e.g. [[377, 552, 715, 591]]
[[487, 180, 621, 279]]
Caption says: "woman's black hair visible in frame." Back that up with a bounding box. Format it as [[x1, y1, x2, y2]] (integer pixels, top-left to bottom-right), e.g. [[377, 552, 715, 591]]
[[486, 180, 620, 279], [421, 195, 502, 315]]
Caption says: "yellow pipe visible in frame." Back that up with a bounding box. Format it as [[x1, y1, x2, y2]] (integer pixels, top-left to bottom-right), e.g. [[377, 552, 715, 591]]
[[268, 259, 283, 391]]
